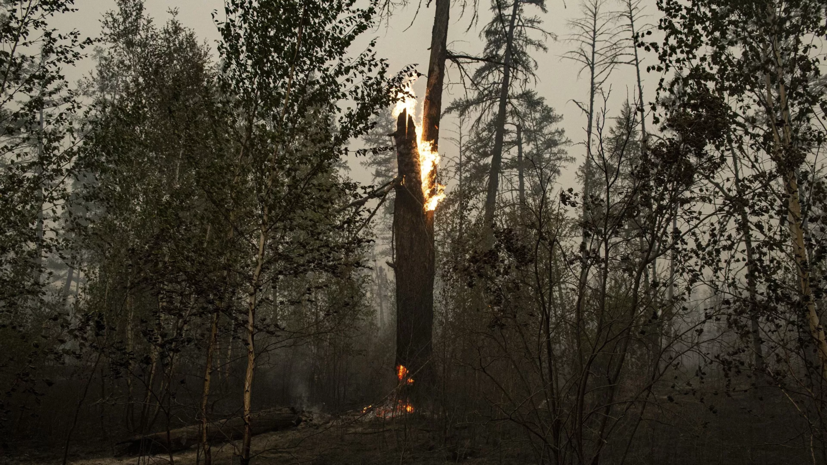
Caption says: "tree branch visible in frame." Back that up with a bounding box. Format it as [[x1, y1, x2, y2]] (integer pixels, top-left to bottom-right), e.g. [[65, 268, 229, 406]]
[[338, 177, 401, 212]]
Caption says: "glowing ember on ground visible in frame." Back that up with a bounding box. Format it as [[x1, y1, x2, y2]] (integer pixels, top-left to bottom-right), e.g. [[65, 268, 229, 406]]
[[360, 365, 417, 418], [362, 400, 415, 418], [392, 78, 446, 212]]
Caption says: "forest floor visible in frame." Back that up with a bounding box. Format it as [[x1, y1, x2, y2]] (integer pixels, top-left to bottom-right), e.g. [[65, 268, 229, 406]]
[[4, 411, 528, 465], [1, 392, 818, 464]]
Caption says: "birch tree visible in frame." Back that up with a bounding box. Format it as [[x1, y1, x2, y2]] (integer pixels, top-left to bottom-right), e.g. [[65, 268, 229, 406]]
[[0, 0, 90, 433], [654, 0, 827, 382], [214, 1, 393, 461]]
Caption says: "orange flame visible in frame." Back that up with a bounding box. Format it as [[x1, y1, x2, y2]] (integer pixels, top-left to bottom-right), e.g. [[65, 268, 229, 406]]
[[359, 366, 416, 418], [397, 364, 414, 384], [392, 79, 446, 212], [363, 400, 415, 418]]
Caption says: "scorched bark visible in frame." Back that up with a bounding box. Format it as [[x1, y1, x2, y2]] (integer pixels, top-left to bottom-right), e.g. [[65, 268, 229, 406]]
[[393, 111, 435, 397]]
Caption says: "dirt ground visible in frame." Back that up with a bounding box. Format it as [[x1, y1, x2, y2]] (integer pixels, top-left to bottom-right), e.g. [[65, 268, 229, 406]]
[[2, 412, 529, 465], [3, 394, 817, 464]]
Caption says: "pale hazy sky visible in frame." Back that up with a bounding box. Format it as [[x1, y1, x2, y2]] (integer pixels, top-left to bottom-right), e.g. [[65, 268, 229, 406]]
[[56, 0, 661, 191]]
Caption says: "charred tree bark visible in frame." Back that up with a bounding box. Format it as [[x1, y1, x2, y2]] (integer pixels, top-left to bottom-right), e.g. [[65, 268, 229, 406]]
[[393, 111, 435, 400], [387, 0, 448, 402], [421, 0, 449, 149]]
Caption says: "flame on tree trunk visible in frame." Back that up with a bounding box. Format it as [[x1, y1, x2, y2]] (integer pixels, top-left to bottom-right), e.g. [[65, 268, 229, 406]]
[[393, 110, 435, 402], [387, 0, 448, 408]]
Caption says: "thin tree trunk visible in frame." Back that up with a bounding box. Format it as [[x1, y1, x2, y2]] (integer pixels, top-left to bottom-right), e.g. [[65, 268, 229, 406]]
[[200, 309, 219, 465], [64, 274, 108, 465], [33, 91, 44, 289], [581, 3, 598, 237], [99, 364, 108, 440], [240, 220, 267, 465], [61, 266, 74, 307], [572, 6, 601, 455], [763, 15, 827, 381], [62, 351, 103, 465], [483, 0, 520, 245], [377, 265, 386, 329], [667, 213, 676, 304], [783, 172, 827, 380], [539, 234, 561, 464], [125, 279, 135, 432], [201, 144, 245, 459], [590, 258, 650, 465], [240, 9, 307, 456], [624, 0, 656, 295], [139, 313, 162, 436], [457, 114, 465, 244], [224, 317, 234, 382], [516, 124, 525, 208], [731, 145, 766, 377]]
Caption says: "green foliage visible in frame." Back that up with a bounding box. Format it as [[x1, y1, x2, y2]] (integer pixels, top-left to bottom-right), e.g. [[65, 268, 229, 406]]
[[0, 0, 91, 433]]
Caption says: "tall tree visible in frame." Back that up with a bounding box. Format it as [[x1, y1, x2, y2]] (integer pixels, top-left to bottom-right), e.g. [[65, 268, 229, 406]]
[[398, 0, 449, 399], [654, 0, 827, 381], [448, 0, 550, 238], [481, 0, 548, 243], [564, 0, 624, 233], [0, 0, 90, 432], [563, 0, 625, 386], [73, 1, 228, 451], [392, 110, 436, 403], [214, 1, 393, 462]]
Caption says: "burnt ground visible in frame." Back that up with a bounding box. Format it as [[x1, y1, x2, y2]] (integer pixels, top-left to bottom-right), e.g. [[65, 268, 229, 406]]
[[2, 412, 533, 465], [1, 394, 821, 464]]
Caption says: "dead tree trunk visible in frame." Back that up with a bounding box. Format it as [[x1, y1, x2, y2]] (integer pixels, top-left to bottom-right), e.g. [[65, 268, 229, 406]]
[[388, 0, 448, 403], [393, 111, 435, 402], [421, 0, 450, 149]]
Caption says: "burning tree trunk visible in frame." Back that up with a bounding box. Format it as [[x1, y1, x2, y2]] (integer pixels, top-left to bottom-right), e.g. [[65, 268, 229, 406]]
[[393, 110, 435, 401], [383, 0, 449, 407]]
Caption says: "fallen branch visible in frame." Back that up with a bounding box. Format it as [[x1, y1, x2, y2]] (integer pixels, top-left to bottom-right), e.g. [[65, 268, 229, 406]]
[[447, 50, 506, 67]]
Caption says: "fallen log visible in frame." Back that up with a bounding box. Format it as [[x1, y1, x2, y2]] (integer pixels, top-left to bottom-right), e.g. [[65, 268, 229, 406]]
[[114, 408, 303, 456]]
